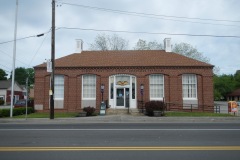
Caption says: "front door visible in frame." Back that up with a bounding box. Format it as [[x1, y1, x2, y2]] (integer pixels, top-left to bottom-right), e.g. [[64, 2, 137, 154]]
[[116, 88, 129, 108]]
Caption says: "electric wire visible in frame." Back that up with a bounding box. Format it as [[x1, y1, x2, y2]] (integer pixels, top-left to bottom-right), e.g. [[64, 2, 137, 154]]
[[0, 30, 51, 45], [57, 1, 240, 27], [0, 63, 12, 71], [28, 29, 50, 67], [0, 49, 29, 66], [58, 27, 240, 38]]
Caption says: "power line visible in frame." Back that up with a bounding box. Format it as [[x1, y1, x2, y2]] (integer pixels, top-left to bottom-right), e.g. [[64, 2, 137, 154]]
[[0, 49, 29, 66], [0, 31, 50, 45], [28, 30, 50, 67], [0, 26, 239, 47], [58, 1, 240, 27], [58, 27, 240, 38], [0, 63, 12, 71], [0, 68, 11, 74]]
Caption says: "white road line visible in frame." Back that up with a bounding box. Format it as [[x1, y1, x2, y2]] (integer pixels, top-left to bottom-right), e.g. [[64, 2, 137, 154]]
[[1, 146, 240, 151], [0, 129, 240, 131]]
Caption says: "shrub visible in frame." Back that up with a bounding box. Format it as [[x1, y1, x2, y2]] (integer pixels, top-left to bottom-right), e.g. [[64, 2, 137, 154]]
[[145, 101, 166, 116], [0, 99, 4, 105], [0, 107, 34, 117], [83, 106, 96, 116]]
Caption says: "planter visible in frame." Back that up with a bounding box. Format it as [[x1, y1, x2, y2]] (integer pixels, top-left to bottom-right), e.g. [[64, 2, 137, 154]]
[[153, 111, 162, 117]]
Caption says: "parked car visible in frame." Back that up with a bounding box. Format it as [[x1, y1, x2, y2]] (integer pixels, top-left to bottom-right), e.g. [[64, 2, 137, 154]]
[[14, 99, 34, 108]]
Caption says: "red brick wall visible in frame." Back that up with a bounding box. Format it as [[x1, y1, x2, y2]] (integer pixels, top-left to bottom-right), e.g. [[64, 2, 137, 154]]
[[34, 66, 214, 112]]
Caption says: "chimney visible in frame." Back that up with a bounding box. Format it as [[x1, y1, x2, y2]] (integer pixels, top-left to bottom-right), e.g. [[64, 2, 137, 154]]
[[164, 38, 171, 52], [75, 39, 83, 53]]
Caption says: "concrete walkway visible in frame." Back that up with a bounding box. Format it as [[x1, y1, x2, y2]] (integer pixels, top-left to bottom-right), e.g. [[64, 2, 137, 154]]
[[1, 115, 240, 124]]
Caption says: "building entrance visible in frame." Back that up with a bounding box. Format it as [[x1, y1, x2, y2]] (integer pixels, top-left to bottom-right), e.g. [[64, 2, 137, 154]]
[[116, 88, 129, 108], [109, 75, 136, 109]]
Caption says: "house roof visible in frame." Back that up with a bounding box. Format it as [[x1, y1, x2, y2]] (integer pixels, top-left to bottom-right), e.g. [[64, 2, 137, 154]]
[[0, 80, 12, 89], [227, 88, 240, 96], [35, 50, 213, 68], [0, 80, 23, 90]]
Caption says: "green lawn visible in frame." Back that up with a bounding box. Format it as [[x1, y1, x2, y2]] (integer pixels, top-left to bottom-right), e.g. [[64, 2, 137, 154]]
[[165, 111, 233, 117], [11, 111, 235, 118], [14, 112, 79, 118]]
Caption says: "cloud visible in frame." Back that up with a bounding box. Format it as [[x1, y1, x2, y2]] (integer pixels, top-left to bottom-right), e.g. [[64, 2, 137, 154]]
[[0, 0, 239, 75]]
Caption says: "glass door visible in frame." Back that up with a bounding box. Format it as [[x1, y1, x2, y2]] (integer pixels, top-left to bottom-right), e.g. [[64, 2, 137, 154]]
[[116, 88, 129, 108], [125, 88, 129, 108], [116, 88, 124, 107]]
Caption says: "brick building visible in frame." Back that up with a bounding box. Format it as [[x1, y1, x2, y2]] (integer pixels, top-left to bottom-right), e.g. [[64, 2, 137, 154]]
[[34, 39, 214, 113]]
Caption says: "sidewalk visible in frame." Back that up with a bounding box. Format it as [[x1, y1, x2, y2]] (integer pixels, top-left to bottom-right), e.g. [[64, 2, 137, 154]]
[[1, 115, 240, 124]]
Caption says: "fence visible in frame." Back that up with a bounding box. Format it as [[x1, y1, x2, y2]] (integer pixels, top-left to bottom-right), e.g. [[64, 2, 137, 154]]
[[137, 100, 219, 113]]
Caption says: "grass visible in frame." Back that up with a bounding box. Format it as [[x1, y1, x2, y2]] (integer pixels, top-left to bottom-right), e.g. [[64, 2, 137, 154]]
[[10, 111, 235, 118], [165, 111, 234, 117], [13, 112, 79, 118]]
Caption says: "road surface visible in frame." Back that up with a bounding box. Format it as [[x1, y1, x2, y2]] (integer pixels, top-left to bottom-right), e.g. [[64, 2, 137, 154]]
[[0, 123, 240, 160]]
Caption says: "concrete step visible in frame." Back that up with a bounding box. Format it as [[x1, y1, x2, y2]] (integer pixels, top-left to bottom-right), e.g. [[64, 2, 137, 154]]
[[106, 108, 143, 116], [106, 109, 129, 115]]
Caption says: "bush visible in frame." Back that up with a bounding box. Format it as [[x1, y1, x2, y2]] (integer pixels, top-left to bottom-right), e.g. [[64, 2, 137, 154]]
[[145, 101, 166, 116], [0, 107, 34, 117], [83, 106, 96, 116], [0, 99, 4, 105]]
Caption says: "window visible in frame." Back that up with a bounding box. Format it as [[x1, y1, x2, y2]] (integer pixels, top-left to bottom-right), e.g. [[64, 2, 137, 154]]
[[132, 77, 135, 99], [149, 74, 164, 100], [54, 75, 64, 99], [182, 74, 197, 99], [82, 75, 96, 99], [116, 75, 130, 86], [110, 76, 114, 99]]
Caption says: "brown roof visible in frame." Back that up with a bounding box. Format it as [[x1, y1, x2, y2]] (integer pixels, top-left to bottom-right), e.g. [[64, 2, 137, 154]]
[[35, 50, 213, 68], [0, 80, 23, 90], [228, 88, 240, 96], [0, 80, 12, 89]]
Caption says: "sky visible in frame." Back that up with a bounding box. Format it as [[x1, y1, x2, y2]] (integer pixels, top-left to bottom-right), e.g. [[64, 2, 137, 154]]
[[0, 0, 239, 76]]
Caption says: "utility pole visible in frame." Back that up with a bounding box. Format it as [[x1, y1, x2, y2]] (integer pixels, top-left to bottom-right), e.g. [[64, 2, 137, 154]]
[[50, 0, 55, 119], [10, 0, 18, 118]]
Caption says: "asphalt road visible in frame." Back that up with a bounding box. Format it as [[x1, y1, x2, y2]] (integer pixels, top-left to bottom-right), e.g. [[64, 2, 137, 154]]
[[0, 123, 240, 160]]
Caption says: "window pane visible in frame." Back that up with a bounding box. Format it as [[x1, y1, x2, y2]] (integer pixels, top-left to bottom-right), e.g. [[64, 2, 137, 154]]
[[82, 75, 96, 99], [110, 76, 114, 99], [116, 75, 130, 85], [132, 77, 135, 99], [149, 74, 164, 99], [54, 75, 64, 99], [182, 74, 197, 98]]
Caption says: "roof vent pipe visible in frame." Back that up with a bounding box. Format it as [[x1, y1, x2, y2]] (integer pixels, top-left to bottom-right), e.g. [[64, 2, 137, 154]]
[[75, 39, 83, 53], [164, 38, 171, 52]]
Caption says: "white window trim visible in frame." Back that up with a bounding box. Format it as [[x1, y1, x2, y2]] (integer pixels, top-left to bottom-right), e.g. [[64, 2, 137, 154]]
[[182, 74, 198, 99], [82, 74, 96, 100], [54, 75, 65, 99], [54, 98, 64, 100], [149, 74, 164, 100]]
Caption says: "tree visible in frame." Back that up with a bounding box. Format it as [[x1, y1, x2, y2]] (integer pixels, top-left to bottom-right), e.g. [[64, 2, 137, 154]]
[[213, 74, 236, 100], [89, 34, 129, 51], [9, 67, 35, 86], [26, 68, 35, 86], [134, 40, 209, 63], [172, 43, 210, 63], [0, 68, 8, 80], [134, 39, 163, 50], [10, 67, 27, 85], [234, 70, 240, 89]]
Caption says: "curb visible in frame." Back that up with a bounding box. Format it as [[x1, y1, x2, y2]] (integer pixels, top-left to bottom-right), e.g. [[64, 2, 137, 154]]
[[1, 115, 240, 124]]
